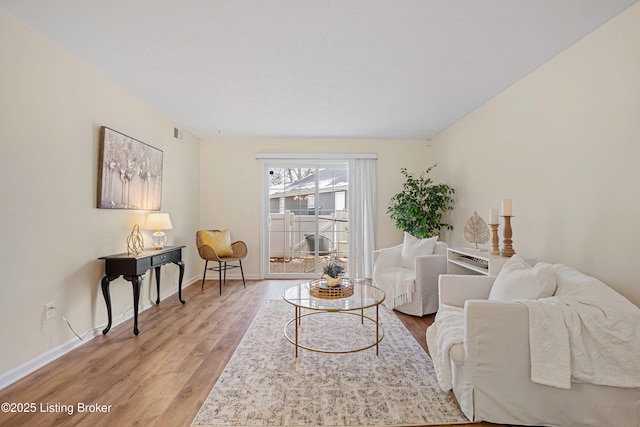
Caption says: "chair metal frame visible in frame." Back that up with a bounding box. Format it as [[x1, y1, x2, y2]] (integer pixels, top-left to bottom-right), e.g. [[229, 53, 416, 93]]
[[196, 230, 247, 295]]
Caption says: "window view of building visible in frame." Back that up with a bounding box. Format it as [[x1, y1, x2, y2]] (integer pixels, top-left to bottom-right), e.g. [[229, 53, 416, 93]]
[[267, 166, 348, 276]]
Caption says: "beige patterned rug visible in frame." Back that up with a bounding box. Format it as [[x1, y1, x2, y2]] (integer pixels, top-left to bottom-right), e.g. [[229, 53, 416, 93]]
[[192, 300, 469, 426]]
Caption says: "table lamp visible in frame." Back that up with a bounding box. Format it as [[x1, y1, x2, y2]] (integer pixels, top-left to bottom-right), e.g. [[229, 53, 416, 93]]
[[145, 213, 173, 249]]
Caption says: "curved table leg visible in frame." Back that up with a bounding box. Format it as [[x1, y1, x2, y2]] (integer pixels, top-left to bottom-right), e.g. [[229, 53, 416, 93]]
[[175, 260, 185, 304], [154, 266, 161, 305], [101, 275, 114, 335], [131, 275, 142, 335], [123, 275, 143, 336]]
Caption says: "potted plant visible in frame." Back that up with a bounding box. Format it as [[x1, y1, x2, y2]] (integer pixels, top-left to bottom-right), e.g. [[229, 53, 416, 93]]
[[322, 260, 345, 287], [387, 164, 455, 238]]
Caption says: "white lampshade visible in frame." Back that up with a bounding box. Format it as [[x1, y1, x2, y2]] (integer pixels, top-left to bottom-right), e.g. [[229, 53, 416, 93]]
[[145, 213, 173, 231], [144, 213, 173, 249]]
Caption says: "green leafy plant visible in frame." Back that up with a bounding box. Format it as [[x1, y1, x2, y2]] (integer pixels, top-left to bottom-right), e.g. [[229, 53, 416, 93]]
[[322, 261, 345, 278], [387, 164, 455, 238]]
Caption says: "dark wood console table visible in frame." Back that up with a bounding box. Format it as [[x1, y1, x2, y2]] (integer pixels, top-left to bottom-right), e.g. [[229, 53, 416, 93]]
[[99, 245, 185, 335]]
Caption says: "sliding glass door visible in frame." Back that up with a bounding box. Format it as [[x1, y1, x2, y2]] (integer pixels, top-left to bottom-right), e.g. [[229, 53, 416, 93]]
[[262, 160, 349, 278]]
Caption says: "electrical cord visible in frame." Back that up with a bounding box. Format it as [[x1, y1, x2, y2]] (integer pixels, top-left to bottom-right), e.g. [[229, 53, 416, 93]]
[[51, 304, 134, 341], [52, 307, 102, 341], [114, 306, 132, 330], [52, 272, 165, 340]]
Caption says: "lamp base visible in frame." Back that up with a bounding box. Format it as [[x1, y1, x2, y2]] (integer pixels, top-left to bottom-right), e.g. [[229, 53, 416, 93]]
[[152, 231, 167, 250]]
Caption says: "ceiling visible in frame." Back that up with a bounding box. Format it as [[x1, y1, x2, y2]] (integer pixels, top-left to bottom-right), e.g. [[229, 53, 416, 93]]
[[1, 1, 637, 140]]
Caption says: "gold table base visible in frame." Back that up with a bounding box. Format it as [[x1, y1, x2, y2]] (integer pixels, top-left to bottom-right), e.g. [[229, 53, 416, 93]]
[[284, 308, 384, 356]]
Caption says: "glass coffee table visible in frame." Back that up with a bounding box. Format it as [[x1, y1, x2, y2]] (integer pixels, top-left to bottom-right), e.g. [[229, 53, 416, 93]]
[[282, 279, 386, 357]]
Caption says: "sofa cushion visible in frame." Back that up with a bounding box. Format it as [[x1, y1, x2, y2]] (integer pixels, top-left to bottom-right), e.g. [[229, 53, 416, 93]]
[[489, 255, 556, 301], [400, 233, 438, 269]]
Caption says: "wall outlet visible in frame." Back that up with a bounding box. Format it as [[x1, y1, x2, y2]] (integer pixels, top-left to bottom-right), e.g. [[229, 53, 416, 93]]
[[44, 301, 56, 321]]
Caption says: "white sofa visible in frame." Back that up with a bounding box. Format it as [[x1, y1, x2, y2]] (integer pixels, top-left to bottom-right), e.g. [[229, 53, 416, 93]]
[[426, 263, 640, 427], [372, 239, 447, 316]]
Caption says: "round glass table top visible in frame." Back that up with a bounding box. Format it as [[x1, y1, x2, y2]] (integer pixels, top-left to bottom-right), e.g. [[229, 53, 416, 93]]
[[282, 280, 385, 311]]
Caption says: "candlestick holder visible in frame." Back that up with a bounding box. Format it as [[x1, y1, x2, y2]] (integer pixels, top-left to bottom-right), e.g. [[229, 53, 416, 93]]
[[500, 215, 516, 257], [489, 224, 500, 255]]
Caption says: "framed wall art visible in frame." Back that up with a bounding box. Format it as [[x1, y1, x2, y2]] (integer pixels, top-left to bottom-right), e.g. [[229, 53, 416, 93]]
[[97, 126, 163, 210]]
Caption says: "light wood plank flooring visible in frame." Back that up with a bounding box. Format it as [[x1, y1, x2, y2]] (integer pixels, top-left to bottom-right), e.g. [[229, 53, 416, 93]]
[[0, 279, 499, 427]]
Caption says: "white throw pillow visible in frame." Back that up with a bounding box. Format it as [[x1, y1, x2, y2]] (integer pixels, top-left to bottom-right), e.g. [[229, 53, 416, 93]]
[[488, 255, 557, 301], [400, 233, 438, 269]]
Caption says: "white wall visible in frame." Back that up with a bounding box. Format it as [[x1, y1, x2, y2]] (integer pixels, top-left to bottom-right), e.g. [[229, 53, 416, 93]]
[[199, 139, 434, 276], [0, 10, 201, 384], [432, 3, 640, 306]]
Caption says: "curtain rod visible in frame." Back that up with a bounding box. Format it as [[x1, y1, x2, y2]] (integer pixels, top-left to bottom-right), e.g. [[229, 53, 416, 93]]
[[255, 152, 377, 160]]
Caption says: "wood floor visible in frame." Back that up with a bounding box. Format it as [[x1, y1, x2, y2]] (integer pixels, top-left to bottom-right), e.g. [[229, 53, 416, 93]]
[[0, 279, 497, 427]]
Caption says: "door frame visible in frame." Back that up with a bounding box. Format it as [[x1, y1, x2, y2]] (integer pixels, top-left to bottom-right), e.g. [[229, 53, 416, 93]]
[[258, 155, 348, 279]]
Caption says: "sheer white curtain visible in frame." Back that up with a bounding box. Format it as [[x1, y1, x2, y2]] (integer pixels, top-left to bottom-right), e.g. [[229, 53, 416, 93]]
[[348, 157, 377, 280]]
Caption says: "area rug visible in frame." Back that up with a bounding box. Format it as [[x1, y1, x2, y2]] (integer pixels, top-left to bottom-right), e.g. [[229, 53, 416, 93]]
[[192, 300, 469, 426]]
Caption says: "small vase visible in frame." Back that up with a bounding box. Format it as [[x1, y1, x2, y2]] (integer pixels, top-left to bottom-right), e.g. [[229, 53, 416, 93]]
[[324, 276, 342, 288]]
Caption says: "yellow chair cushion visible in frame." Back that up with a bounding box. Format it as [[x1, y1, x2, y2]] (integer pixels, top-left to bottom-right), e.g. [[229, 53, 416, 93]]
[[200, 229, 234, 257]]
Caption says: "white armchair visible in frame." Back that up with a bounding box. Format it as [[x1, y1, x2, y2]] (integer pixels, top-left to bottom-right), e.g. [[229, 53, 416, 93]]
[[372, 235, 447, 316], [427, 267, 640, 427]]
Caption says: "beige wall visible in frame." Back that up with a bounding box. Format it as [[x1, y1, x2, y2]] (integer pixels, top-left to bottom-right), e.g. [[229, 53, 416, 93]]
[[4, 0, 638, 388], [433, 3, 640, 306], [0, 10, 201, 384], [199, 139, 434, 277]]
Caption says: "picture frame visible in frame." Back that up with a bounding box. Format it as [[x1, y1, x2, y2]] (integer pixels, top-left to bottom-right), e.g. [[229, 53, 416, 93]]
[[97, 126, 163, 210]]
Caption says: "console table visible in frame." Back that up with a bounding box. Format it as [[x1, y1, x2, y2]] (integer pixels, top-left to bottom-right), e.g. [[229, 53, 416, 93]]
[[99, 245, 185, 335]]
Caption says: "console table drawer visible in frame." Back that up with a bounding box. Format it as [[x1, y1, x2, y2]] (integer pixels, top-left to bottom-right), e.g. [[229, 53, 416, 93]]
[[152, 250, 180, 266]]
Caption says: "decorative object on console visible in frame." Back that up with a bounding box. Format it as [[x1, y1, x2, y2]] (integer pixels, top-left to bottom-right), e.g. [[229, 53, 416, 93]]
[[489, 208, 499, 225], [387, 164, 455, 238], [501, 198, 512, 216], [322, 260, 345, 287], [488, 208, 500, 255], [500, 215, 515, 257], [145, 212, 173, 249], [97, 126, 163, 210], [489, 224, 500, 255], [500, 198, 515, 257], [126, 224, 144, 255], [463, 211, 490, 250]]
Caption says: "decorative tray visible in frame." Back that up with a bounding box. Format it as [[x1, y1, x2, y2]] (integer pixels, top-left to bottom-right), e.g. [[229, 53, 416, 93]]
[[309, 278, 354, 299]]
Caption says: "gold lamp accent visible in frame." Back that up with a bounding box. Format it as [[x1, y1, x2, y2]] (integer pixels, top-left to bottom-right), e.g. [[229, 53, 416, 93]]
[[144, 213, 173, 249]]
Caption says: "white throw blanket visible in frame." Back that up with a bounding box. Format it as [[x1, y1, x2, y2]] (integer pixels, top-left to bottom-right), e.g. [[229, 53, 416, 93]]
[[516, 265, 640, 390], [373, 267, 416, 309], [425, 304, 464, 392]]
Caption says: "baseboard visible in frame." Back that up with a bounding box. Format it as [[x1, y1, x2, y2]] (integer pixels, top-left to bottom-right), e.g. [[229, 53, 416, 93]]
[[0, 276, 201, 391], [0, 328, 102, 391]]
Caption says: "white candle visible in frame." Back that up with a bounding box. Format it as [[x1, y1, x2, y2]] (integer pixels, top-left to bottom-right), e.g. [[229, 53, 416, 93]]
[[501, 199, 512, 216], [489, 208, 499, 224]]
